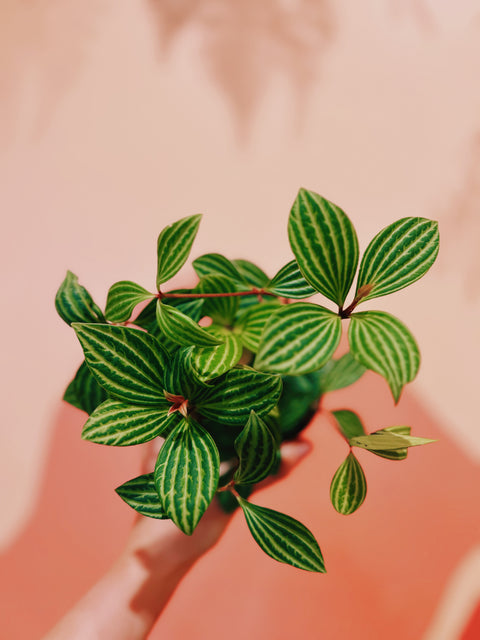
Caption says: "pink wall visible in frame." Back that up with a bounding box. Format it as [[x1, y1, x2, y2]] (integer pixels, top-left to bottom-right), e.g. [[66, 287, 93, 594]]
[[1, 1, 479, 637]]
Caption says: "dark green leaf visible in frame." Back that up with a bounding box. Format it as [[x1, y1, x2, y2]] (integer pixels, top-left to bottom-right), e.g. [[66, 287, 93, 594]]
[[349, 311, 420, 403], [331, 410, 365, 439], [288, 188, 359, 306], [277, 372, 322, 438], [232, 259, 269, 287], [156, 214, 202, 287], [330, 452, 367, 515], [235, 300, 282, 352], [154, 417, 220, 535], [72, 323, 167, 405], [192, 253, 249, 288], [234, 411, 278, 485], [55, 271, 104, 326], [82, 398, 177, 446], [196, 367, 282, 426], [63, 360, 108, 415], [116, 473, 168, 519], [255, 303, 342, 375], [156, 300, 222, 347], [162, 347, 210, 400], [355, 217, 440, 302], [194, 275, 238, 325], [317, 353, 366, 393], [105, 281, 154, 322], [238, 498, 326, 572], [267, 260, 317, 299]]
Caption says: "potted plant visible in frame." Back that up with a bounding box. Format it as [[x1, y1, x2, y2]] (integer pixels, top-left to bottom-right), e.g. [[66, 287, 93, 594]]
[[55, 187, 439, 573]]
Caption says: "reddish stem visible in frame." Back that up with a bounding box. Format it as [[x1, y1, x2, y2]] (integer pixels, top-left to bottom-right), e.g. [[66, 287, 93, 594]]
[[158, 288, 277, 300]]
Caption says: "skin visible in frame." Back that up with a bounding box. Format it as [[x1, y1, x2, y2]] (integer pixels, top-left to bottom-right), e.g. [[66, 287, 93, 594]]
[[43, 439, 311, 640]]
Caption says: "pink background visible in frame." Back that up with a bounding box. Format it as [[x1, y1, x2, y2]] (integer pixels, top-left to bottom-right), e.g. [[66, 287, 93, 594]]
[[1, 1, 479, 638]]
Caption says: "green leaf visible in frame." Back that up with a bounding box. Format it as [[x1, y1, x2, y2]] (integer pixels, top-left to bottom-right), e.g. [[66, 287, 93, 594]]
[[348, 311, 420, 403], [197, 367, 282, 426], [355, 217, 440, 302], [350, 431, 435, 451], [267, 260, 317, 299], [156, 214, 202, 287], [72, 323, 167, 405], [317, 353, 366, 393], [330, 452, 367, 515], [331, 410, 365, 440], [82, 398, 178, 446], [254, 303, 342, 375], [105, 281, 154, 322], [367, 426, 411, 460], [55, 271, 104, 326], [194, 275, 239, 325], [234, 410, 278, 485], [154, 417, 220, 535], [232, 259, 269, 287], [277, 372, 322, 438], [288, 188, 359, 306], [192, 253, 249, 288], [162, 347, 210, 401], [235, 300, 282, 352], [156, 300, 222, 347], [192, 328, 243, 381], [63, 360, 108, 415], [116, 473, 168, 519], [163, 291, 205, 322], [238, 498, 326, 572]]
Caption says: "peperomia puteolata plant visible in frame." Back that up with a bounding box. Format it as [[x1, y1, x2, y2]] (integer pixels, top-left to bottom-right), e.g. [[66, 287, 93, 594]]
[[55, 188, 439, 573]]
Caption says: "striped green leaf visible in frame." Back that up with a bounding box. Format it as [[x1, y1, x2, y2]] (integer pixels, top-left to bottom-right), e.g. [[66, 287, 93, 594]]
[[349, 311, 420, 403], [197, 367, 282, 426], [350, 431, 435, 451], [267, 260, 317, 299], [194, 275, 238, 325], [116, 473, 168, 519], [105, 281, 154, 322], [232, 259, 269, 287], [72, 323, 167, 405], [235, 301, 282, 352], [238, 498, 325, 572], [63, 360, 108, 415], [55, 271, 104, 326], [156, 300, 222, 347], [254, 303, 342, 375], [317, 353, 366, 393], [330, 452, 367, 515], [154, 417, 220, 535], [355, 217, 439, 302], [163, 290, 205, 322], [288, 188, 359, 306], [331, 410, 365, 440], [162, 347, 210, 402], [192, 253, 249, 288], [156, 214, 202, 287], [368, 426, 411, 461], [192, 327, 243, 381], [234, 410, 278, 485], [82, 398, 177, 445]]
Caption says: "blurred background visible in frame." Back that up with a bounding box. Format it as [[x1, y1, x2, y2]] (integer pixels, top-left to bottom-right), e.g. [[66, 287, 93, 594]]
[[0, 1, 479, 638]]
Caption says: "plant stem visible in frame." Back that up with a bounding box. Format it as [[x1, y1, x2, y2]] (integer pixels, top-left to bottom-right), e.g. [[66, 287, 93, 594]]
[[158, 288, 277, 300]]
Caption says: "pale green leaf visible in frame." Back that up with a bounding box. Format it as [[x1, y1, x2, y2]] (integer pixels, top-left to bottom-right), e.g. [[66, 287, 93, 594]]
[[288, 188, 359, 306], [330, 452, 367, 515], [238, 498, 326, 572], [55, 271, 104, 326], [156, 214, 202, 287], [254, 303, 342, 375], [82, 398, 178, 446], [72, 323, 167, 405], [154, 417, 220, 535], [368, 426, 411, 460], [116, 473, 168, 519], [267, 260, 317, 299], [356, 217, 440, 302], [235, 300, 282, 352], [192, 253, 249, 289], [234, 410, 278, 485], [232, 259, 269, 287], [105, 281, 154, 322], [156, 300, 222, 347], [331, 410, 365, 440], [350, 432, 435, 451]]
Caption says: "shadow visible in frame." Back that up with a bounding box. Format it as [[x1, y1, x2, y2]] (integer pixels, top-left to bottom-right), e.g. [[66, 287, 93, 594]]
[[0, 0, 106, 146], [146, 0, 335, 138]]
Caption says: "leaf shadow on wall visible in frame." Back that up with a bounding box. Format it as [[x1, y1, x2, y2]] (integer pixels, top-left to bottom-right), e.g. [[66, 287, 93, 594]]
[[146, 0, 335, 138], [0, 0, 105, 146]]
